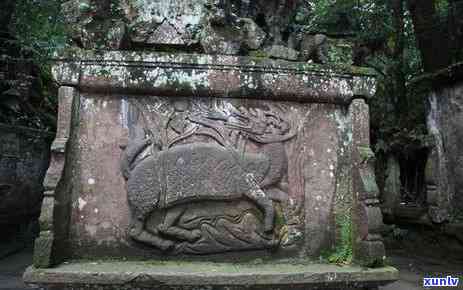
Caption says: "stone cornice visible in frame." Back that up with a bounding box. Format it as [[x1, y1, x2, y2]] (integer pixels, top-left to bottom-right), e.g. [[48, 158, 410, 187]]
[[52, 51, 376, 104]]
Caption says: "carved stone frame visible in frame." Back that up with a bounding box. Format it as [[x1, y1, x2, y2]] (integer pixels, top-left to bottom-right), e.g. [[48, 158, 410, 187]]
[[34, 51, 384, 268]]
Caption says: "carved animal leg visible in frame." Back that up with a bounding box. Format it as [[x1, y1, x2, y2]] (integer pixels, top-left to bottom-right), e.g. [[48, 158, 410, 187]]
[[129, 218, 144, 237], [157, 206, 201, 242], [129, 218, 174, 251], [135, 230, 175, 251], [261, 199, 275, 233], [244, 174, 276, 232], [244, 191, 275, 233], [265, 187, 289, 203]]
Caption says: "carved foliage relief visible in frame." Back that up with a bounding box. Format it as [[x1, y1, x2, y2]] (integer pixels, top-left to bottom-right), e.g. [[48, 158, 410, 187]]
[[120, 97, 303, 254]]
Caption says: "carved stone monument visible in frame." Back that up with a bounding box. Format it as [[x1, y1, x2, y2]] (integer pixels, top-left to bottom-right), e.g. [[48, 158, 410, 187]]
[[24, 1, 397, 289]]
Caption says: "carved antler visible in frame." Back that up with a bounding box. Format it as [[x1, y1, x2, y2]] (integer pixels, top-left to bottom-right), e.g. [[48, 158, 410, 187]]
[[226, 106, 296, 143]]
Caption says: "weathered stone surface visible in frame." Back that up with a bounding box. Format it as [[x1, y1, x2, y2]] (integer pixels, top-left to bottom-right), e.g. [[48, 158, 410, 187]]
[[146, 22, 184, 45], [0, 124, 52, 241], [200, 22, 242, 54], [38, 195, 54, 231], [32, 231, 54, 268], [127, 0, 207, 46], [200, 16, 266, 54], [28, 46, 396, 289], [264, 45, 299, 61], [23, 260, 398, 289], [381, 155, 401, 217], [36, 52, 377, 261], [300, 34, 328, 64], [59, 0, 325, 59], [241, 18, 266, 50], [65, 93, 346, 259], [355, 240, 386, 267], [301, 104, 341, 257], [350, 99, 386, 267], [425, 82, 463, 222], [62, 0, 128, 49], [50, 51, 377, 103], [123, 132, 290, 252], [33, 86, 75, 268]]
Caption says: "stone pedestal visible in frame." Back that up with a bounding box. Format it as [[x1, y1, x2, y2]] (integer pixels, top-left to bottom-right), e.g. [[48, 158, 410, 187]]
[[24, 51, 397, 289]]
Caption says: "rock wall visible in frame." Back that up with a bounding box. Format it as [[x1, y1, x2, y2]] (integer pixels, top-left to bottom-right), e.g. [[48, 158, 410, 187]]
[[0, 52, 54, 256], [60, 0, 352, 64], [425, 78, 463, 223], [0, 124, 52, 251]]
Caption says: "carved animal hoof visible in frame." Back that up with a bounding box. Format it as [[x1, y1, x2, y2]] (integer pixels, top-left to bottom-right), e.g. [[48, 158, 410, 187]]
[[187, 229, 202, 242], [266, 239, 280, 249], [157, 224, 167, 233], [264, 223, 274, 233], [159, 240, 175, 252], [129, 227, 141, 238]]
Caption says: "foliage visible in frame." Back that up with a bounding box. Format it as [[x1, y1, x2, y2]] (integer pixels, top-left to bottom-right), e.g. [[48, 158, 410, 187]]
[[0, 0, 68, 131], [306, 0, 436, 203], [306, 0, 426, 155], [322, 213, 353, 265], [9, 0, 68, 66]]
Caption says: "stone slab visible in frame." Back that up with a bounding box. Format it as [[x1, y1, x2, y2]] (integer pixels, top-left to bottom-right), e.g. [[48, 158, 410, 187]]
[[24, 260, 398, 289], [52, 51, 377, 104]]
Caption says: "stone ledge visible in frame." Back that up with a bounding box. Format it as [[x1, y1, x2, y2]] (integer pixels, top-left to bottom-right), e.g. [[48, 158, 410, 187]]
[[24, 260, 398, 289], [52, 51, 376, 104]]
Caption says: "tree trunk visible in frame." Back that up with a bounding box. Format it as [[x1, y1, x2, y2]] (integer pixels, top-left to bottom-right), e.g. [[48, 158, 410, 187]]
[[390, 0, 407, 115], [448, 0, 463, 63], [0, 0, 16, 46], [407, 0, 450, 72]]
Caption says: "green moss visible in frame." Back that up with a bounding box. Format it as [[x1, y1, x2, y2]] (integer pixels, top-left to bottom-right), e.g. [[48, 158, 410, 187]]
[[358, 145, 375, 163], [249, 50, 268, 59], [273, 204, 286, 229], [322, 213, 353, 265], [348, 66, 375, 76], [97, 69, 111, 77]]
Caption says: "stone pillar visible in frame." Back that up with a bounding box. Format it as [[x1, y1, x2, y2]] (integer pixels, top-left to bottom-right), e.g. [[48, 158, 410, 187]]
[[34, 86, 75, 268], [350, 98, 385, 267], [382, 155, 401, 218]]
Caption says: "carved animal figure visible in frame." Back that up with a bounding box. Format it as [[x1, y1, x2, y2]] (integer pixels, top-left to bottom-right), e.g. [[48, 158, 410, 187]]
[[121, 127, 289, 251], [299, 33, 328, 64]]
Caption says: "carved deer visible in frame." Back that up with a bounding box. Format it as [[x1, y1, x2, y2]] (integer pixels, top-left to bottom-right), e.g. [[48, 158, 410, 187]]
[[121, 107, 295, 251]]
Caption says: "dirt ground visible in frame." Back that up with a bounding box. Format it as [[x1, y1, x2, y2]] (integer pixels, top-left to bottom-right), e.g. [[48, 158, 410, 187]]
[[380, 225, 463, 289], [381, 250, 463, 290], [0, 249, 35, 290], [0, 247, 461, 290]]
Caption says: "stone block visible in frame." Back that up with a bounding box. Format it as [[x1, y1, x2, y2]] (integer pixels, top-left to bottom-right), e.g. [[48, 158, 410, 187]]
[[33, 232, 54, 268], [23, 260, 399, 290], [24, 51, 397, 289], [264, 45, 299, 60], [366, 206, 384, 235], [38, 196, 54, 231], [355, 240, 385, 267]]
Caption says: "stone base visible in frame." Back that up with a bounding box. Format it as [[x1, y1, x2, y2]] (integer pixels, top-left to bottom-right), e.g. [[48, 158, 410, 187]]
[[24, 260, 398, 290]]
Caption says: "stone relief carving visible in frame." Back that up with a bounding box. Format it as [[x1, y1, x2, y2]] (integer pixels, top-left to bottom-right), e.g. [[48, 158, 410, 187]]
[[120, 98, 297, 254]]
